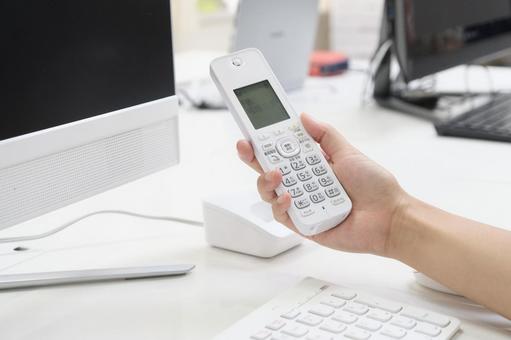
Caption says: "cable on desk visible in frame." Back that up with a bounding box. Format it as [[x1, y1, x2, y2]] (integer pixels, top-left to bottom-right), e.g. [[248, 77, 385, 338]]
[[0, 210, 204, 244]]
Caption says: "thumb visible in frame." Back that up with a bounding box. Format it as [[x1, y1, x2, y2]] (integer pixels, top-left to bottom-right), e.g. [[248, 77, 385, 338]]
[[300, 113, 352, 158]]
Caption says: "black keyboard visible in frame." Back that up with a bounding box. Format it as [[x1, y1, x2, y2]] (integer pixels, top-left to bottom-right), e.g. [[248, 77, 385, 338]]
[[435, 94, 511, 143]]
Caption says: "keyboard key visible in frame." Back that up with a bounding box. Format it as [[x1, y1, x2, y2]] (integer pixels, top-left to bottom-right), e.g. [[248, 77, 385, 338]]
[[422, 314, 451, 328], [344, 303, 369, 316], [332, 311, 358, 324], [401, 307, 451, 327], [281, 309, 301, 320], [271, 334, 296, 340], [344, 328, 371, 340], [251, 330, 272, 340], [281, 324, 309, 337], [309, 305, 335, 317], [297, 314, 323, 327], [319, 320, 346, 334], [306, 333, 332, 340], [320, 297, 346, 309], [356, 318, 382, 332], [331, 290, 357, 300], [266, 320, 286, 331], [390, 316, 416, 330], [367, 310, 392, 322], [414, 323, 441, 337], [301, 140, 315, 153], [354, 297, 402, 314], [380, 325, 407, 339]]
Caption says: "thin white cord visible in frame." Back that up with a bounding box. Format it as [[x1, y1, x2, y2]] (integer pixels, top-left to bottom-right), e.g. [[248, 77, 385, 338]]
[[0, 210, 203, 244]]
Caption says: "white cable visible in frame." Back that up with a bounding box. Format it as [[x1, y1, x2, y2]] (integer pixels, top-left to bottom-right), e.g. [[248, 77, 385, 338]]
[[0, 210, 203, 244]]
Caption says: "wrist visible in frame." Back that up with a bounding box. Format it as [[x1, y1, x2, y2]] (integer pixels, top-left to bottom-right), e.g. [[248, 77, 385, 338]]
[[385, 191, 419, 260]]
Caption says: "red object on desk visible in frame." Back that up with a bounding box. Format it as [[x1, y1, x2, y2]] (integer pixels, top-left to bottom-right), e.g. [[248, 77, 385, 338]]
[[309, 51, 349, 77]]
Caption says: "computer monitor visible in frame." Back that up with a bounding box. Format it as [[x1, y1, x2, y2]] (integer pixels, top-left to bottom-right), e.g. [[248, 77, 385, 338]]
[[394, 0, 511, 82], [0, 0, 179, 231]]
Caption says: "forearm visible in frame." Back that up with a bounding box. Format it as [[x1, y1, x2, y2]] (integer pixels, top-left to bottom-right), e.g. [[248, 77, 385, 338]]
[[389, 196, 511, 319]]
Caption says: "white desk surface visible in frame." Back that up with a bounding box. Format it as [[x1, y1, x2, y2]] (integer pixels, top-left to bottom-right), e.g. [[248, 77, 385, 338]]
[[1, 52, 511, 339]]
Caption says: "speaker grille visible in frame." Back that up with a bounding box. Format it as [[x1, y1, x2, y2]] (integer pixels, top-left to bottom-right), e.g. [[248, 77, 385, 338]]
[[0, 118, 179, 230]]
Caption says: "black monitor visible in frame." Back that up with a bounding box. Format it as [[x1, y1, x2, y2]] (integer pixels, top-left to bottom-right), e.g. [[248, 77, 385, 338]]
[[394, 0, 511, 81]]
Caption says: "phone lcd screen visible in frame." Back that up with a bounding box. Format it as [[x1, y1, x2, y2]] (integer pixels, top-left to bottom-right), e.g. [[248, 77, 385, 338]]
[[234, 80, 290, 129]]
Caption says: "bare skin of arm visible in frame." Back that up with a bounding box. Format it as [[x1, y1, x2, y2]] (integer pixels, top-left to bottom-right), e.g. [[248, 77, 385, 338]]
[[237, 113, 511, 320]]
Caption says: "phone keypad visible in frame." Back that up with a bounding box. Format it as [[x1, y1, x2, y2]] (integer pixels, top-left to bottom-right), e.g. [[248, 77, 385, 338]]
[[261, 126, 347, 221]]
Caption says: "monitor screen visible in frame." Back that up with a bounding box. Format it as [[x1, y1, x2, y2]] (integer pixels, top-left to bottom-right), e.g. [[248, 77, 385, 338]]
[[234, 80, 290, 130], [1, 0, 175, 141], [395, 0, 511, 80]]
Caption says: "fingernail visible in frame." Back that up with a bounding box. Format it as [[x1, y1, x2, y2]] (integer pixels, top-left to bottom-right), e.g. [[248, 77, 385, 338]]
[[238, 152, 249, 163]]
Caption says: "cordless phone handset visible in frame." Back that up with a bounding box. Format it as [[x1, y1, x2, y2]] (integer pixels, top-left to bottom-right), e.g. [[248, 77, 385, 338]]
[[210, 48, 352, 236]]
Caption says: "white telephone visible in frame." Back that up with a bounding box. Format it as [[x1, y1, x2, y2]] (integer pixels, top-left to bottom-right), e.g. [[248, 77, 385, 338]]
[[210, 48, 352, 236]]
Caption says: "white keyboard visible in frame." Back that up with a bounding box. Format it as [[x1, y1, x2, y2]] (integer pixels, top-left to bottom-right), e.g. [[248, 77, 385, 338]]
[[213, 278, 460, 340]]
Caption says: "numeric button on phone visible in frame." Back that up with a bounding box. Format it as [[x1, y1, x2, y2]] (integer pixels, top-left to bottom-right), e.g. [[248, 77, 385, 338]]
[[318, 176, 334, 187], [279, 165, 291, 176], [288, 187, 304, 198], [303, 181, 319, 192], [295, 198, 311, 209], [310, 192, 326, 203], [312, 165, 328, 176], [325, 187, 342, 198], [283, 175, 297, 187], [306, 154, 321, 165], [290, 157, 306, 171], [297, 170, 313, 182]]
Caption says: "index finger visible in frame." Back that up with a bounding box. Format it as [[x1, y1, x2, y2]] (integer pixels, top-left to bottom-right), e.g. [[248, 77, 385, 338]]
[[237, 140, 264, 174]]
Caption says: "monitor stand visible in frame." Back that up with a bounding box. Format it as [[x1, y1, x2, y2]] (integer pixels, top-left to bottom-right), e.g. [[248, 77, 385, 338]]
[[371, 0, 495, 124]]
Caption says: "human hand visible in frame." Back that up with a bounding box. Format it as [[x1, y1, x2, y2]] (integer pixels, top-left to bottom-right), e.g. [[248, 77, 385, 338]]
[[237, 113, 409, 257]]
